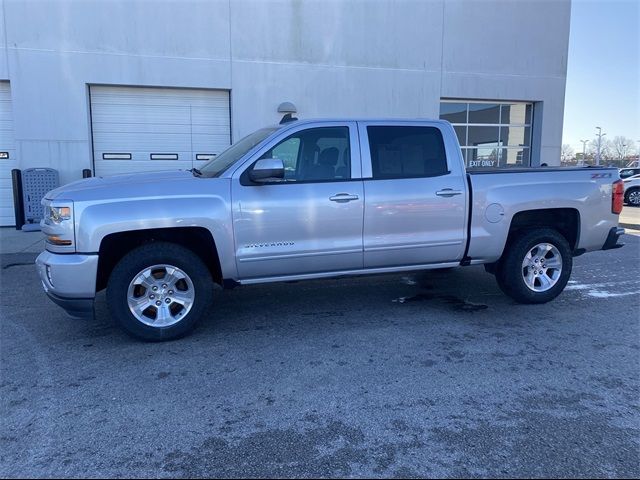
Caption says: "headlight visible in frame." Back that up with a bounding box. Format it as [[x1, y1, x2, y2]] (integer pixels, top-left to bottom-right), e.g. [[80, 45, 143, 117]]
[[48, 206, 72, 224], [42, 202, 75, 249]]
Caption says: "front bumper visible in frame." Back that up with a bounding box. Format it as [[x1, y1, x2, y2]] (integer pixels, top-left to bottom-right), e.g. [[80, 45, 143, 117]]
[[36, 251, 98, 319], [45, 291, 94, 319], [602, 227, 626, 250]]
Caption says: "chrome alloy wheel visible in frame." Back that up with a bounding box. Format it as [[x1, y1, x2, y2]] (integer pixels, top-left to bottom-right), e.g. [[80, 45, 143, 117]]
[[521, 243, 563, 292], [628, 190, 640, 206], [127, 264, 195, 327]]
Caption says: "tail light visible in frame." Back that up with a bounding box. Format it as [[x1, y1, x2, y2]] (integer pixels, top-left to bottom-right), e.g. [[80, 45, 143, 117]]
[[612, 180, 624, 214]]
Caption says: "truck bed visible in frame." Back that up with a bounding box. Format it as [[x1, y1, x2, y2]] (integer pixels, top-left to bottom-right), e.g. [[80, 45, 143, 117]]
[[465, 166, 620, 264]]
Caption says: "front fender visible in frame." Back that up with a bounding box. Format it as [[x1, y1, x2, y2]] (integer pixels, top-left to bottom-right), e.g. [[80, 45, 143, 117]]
[[73, 194, 237, 280]]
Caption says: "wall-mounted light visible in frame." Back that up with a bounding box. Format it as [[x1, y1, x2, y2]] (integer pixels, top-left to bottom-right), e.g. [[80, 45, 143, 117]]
[[277, 102, 297, 114]]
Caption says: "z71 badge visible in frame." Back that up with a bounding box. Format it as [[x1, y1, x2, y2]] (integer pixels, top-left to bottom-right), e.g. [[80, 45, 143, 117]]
[[591, 173, 612, 179]]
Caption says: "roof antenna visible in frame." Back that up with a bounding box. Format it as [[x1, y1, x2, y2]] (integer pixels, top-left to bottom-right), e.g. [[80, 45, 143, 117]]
[[278, 102, 298, 124], [279, 113, 298, 124]]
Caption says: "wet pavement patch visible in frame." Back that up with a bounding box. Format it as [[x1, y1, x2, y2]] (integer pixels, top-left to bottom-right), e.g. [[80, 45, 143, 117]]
[[161, 420, 369, 478], [1, 253, 38, 270], [393, 292, 488, 312], [2, 262, 35, 270]]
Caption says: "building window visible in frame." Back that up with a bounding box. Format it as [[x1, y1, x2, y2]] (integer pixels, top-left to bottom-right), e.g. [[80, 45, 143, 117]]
[[440, 100, 533, 169]]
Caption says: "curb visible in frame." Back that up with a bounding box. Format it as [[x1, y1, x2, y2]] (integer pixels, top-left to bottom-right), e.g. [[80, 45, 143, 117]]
[[620, 223, 640, 231]]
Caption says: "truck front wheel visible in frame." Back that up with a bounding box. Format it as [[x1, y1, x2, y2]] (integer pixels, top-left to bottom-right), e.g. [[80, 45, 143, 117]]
[[495, 228, 572, 304], [106, 242, 213, 341]]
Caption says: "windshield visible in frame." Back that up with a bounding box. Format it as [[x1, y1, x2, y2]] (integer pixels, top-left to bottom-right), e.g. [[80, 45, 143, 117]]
[[199, 127, 278, 177]]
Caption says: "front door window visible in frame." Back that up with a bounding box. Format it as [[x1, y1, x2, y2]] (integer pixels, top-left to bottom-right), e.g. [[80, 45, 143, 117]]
[[259, 127, 351, 182]]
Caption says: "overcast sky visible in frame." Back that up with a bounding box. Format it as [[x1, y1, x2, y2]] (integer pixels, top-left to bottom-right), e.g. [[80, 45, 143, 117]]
[[562, 0, 639, 152]]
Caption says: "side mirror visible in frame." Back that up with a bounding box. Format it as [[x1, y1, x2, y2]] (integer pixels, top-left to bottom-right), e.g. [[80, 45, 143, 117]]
[[249, 158, 285, 183]]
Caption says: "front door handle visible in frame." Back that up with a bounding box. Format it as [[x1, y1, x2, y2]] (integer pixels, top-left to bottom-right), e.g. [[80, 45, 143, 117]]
[[329, 193, 359, 203], [436, 189, 463, 197]]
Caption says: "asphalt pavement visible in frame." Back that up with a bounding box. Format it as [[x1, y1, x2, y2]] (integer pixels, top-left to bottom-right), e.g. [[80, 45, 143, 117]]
[[1, 233, 639, 478]]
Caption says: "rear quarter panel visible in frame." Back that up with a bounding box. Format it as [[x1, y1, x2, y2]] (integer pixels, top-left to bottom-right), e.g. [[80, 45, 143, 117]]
[[468, 169, 619, 262]]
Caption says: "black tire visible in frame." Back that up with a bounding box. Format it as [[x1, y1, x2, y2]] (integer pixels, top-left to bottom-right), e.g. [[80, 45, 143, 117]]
[[624, 187, 640, 207], [106, 242, 213, 341], [495, 228, 572, 304]]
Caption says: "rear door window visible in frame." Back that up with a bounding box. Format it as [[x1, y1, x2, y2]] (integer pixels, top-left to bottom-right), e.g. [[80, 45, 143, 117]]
[[367, 126, 448, 179]]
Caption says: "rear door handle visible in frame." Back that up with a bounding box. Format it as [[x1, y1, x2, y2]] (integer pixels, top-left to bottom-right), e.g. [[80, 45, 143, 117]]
[[436, 189, 463, 197], [329, 193, 359, 203]]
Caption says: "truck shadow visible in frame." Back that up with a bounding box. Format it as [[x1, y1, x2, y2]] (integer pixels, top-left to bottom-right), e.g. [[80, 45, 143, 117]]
[[87, 266, 503, 342], [189, 266, 502, 337]]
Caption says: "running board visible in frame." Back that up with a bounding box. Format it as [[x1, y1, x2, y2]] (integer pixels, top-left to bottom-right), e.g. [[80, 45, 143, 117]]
[[237, 261, 462, 285]]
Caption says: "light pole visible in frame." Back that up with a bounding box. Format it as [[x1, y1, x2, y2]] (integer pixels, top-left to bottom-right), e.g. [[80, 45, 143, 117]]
[[580, 139, 589, 166], [595, 127, 606, 166]]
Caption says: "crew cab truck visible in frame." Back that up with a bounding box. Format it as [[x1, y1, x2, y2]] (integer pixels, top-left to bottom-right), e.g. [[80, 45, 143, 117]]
[[36, 119, 626, 341]]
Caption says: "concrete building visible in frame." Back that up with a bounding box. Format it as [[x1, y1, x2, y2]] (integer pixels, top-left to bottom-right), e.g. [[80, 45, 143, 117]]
[[0, 0, 572, 226]]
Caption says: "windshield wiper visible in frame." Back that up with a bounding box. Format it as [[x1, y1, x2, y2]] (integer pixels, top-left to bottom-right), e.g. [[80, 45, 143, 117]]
[[189, 168, 203, 177]]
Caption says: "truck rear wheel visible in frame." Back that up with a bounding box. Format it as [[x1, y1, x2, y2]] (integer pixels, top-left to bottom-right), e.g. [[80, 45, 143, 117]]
[[106, 242, 213, 341], [495, 228, 572, 304]]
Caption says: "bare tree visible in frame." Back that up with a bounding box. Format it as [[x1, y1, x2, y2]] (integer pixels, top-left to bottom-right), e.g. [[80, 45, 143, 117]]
[[561, 144, 575, 163], [612, 136, 636, 162], [589, 137, 613, 162]]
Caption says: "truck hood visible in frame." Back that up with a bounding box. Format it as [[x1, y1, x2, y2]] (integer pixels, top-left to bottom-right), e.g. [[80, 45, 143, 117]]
[[45, 170, 218, 202]]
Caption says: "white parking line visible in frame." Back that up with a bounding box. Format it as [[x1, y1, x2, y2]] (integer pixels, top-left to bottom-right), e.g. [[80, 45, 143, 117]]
[[585, 290, 640, 298], [566, 280, 638, 291]]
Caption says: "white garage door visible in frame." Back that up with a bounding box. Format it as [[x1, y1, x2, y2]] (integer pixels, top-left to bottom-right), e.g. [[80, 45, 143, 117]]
[[0, 82, 18, 226], [91, 86, 231, 177]]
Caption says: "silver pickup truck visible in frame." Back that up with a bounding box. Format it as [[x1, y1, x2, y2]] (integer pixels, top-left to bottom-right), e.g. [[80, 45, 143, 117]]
[[36, 119, 626, 341]]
